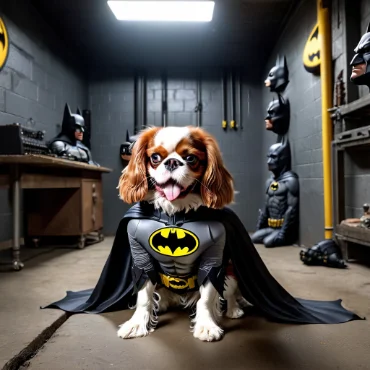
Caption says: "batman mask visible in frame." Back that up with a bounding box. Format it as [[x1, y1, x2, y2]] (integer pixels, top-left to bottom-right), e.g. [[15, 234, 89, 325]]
[[265, 96, 290, 136], [267, 139, 291, 176], [265, 55, 289, 93], [60, 103, 85, 143], [350, 22, 370, 88]]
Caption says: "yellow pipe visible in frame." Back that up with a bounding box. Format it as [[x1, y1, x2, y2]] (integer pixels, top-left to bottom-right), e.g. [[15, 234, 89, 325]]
[[317, 0, 333, 239]]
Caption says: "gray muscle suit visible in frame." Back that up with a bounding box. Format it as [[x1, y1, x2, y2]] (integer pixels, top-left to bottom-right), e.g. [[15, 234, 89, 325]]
[[128, 218, 226, 291]]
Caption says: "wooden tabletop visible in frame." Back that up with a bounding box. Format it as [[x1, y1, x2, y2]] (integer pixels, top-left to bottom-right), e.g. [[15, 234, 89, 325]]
[[0, 154, 112, 173]]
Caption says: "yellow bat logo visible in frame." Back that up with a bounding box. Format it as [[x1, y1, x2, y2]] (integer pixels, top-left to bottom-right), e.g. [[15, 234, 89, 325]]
[[270, 182, 279, 191], [303, 23, 321, 75], [149, 227, 199, 257], [167, 277, 189, 289], [0, 16, 9, 72]]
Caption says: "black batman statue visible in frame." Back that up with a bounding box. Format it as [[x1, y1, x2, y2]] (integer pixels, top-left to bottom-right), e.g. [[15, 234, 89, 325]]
[[251, 138, 299, 248], [300, 240, 347, 269], [350, 22, 370, 89], [49, 104, 99, 166], [265, 55, 290, 94], [265, 95, 290, 138], [120, 130, 139, 161]]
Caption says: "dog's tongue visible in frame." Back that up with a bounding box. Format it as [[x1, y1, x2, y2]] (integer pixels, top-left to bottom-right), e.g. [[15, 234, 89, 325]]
[[163, 183, 182, 201]]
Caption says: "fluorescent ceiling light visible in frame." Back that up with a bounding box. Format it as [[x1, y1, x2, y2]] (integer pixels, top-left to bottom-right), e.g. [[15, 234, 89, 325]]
[[107, 1, 215, 22]]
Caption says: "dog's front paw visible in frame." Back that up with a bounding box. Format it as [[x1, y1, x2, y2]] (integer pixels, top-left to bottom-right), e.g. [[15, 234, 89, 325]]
[[117, 317, 152, 339], [226, 306, 244, 319], [193, 321, 224, 342]]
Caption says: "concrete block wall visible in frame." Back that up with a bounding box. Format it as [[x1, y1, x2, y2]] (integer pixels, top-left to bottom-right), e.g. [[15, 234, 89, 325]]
[[260, 0, 323, 246], [0, 1, 87, 243], [89, 68, 264, 235]]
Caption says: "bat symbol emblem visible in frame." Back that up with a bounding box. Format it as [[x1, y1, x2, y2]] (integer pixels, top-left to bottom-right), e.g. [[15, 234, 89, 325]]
[[149, 227, 199, 257], [0, 17, 9, 72], [270, 182, 279, 191]]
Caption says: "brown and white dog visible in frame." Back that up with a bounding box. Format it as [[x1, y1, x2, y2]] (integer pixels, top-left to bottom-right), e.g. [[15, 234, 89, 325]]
[[116, 126, 247, 342]]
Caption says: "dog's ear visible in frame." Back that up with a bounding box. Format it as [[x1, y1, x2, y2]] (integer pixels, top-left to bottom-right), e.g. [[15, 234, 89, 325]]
[[199, 131, 234, 209], [117, 127, 160, 204]]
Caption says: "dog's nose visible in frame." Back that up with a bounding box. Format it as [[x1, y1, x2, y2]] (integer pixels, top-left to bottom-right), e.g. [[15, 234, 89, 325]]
[[164, 158, 183, 172]]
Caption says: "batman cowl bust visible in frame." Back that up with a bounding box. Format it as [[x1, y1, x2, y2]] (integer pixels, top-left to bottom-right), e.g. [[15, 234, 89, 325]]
[[265, 55, 290, 94], [49, 104, 99, 166], [350, 22, 370, 90], [265, 95, 290, 137], [251, 139, 299, 248]]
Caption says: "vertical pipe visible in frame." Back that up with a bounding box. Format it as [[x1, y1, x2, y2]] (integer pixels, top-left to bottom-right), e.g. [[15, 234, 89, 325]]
[[230, 69, 235, 129], [134, 73, 141, 134], [162, 72, 168, 127], [221, 70, 227, 128], [12, 164, 22, 269], [196, 71, 202, 127], [238, 69, 242, 130], [318, 0, 333, 239], [142, 73, 147, 128]]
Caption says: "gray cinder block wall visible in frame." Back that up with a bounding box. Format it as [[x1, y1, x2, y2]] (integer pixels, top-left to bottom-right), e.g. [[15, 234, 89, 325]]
[[260, 0, 323, 246], [89, 68, 264, 235], [0, 1, 87, 243]]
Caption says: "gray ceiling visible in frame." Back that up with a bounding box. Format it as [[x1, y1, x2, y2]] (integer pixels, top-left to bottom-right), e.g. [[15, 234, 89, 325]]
[[30, 0, 297, 71]]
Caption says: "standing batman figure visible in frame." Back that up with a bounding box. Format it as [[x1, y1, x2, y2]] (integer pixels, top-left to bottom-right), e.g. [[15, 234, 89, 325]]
[[350, 22, 370, 89], [251, 139, 299, 248], [265, 95, 290, 138], [265, 55, 290, 94], [49, 104, 99, 166]]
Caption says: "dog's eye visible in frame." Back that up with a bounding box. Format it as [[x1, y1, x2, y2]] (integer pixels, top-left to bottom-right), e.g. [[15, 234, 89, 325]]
[[151, 153, 162, 164], [185, 155, 198, 164]]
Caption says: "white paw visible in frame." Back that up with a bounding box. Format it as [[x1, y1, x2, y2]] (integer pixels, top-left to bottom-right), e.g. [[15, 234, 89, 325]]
[[193, 321, 224, 342], [117, 318, 152, 339], [226, 306, 244, 319]]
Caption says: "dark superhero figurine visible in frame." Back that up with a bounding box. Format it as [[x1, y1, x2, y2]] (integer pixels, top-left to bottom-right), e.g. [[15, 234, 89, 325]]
[[350, 22, 370, 90], [265, 95, 290, 137], [120, 130, 139, 161], [251, 139, 299, 248], [300, 240, 347, 269], [49, 104, 99, 166], [264, 55, 289, 94]]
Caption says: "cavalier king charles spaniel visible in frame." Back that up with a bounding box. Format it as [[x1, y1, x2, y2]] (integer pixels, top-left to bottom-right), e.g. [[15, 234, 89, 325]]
[[116, 126, 248, 342]]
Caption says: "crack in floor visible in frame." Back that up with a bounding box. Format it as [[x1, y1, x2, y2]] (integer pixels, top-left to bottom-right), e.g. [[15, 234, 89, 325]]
[[2, 314, 70, 370]]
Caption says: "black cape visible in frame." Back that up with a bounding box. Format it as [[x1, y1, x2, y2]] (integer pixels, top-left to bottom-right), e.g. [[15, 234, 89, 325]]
[[43, 203, 363, 325]]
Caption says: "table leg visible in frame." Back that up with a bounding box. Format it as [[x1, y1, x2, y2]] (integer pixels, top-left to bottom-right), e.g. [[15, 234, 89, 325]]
[[12, 164, 24, 270]]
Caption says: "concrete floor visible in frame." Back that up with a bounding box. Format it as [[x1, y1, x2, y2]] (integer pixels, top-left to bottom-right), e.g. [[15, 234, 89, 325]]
[[1, 237, 370, 370]]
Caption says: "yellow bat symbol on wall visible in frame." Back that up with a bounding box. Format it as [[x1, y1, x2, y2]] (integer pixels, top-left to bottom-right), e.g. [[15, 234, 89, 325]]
[[303, 23, 321, 75], [0, 16, 9, 72], [149, 227, 199, 257]]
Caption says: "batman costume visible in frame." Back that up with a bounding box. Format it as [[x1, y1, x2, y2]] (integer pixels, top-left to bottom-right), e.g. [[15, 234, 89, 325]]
[[350, 22, 370, 89], [49, 104, 99, 166], [252, 139, 299, 248], [43, 201, 363, 325]]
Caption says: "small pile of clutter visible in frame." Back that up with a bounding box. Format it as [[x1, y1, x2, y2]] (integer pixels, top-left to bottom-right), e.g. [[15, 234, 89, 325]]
[[300, 239, 347, 269]]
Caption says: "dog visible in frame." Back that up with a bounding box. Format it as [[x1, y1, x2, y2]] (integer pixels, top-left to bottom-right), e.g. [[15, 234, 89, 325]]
[[116, 126, 248, 342]]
